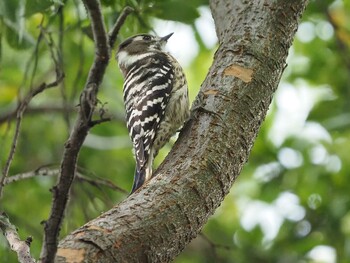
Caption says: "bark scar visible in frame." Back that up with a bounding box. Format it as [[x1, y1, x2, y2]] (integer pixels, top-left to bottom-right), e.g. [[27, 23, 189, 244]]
[[223, 64, 253, 83], [56, 248, 85, 262], [203, 89, 219, 96]]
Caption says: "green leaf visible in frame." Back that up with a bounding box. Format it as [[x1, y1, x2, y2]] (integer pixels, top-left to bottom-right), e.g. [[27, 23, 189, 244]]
[[100, 0, 117, 7], [4, 19, 35, 49], [25, 0, 54, 17], [155, 1, 200, 24], [0, 0, 20, 22]]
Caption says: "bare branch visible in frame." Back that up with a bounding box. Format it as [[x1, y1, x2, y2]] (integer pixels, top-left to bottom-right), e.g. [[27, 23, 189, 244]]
[[4, 167, 127, 194], [32, 75, 65, 97], [0, 76, 64, 197], [71, 0, 86, 101], [40, 0, 111, 261], [0, 117, 22, 197], [0, 212, 36, 263], [199, 233, 232, 258], [0, 105, 125, 126], [75, 172, 128, 194], [0, 105, 76, 125], [28, 18, 45, 91], [4, 167, 60, 184], [56, 6, 71, 128], [89, 117, 112, 126], [108, 6, 134, 48]]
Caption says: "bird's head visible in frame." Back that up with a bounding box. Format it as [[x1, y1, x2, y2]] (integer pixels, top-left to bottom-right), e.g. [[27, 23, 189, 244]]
[[117, 33, 173, 55], [116, 33, 173, 74]]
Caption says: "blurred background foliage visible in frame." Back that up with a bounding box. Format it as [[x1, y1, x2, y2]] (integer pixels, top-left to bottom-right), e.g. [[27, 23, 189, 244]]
[[0, 0, 349, 262]]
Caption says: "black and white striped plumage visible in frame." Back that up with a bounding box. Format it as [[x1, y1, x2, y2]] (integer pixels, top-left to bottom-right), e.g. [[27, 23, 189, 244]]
[[116, 33, 189, 193]]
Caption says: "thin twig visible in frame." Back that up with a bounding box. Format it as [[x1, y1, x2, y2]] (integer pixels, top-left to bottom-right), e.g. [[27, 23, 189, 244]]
[[0, 76, 64, 197], [57, 6, 71, 128], [0, 115, 22, 197], [39, 25, 65, 95], [0, 105, 76, 125], [0, 212, 36, 263], [108, 6, 134, 48], [75, 172, 128, 194], [4, 167, 60, 185], [29, 19, 45, 91], [133, 9, 156, 35], [71, 0, 86, 101], [4, 166, 128, 194], [0, 105, 124, 125], [20, 16, 45, 98], [1, 19, 47, 192], [89, 117, 112, 126], [199, 232, 233, 254], [40, 21, 70, 130]]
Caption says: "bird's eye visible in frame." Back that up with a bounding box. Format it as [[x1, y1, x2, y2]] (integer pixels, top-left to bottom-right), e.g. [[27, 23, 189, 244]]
[[143, 35, 152, 41]]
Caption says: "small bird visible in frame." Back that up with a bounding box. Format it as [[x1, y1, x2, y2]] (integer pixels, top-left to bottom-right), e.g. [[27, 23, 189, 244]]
[[116, 33, 190, 193]]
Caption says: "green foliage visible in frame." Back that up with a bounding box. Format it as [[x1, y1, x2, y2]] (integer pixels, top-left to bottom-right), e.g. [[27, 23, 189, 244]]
[[0, 0, 350, 262], [0, 0, 56, 50], [189, 1, 350, 262], [155, 1, 200, 24]]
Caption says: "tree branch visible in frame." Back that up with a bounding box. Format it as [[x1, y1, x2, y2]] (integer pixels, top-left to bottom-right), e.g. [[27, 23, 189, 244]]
[[0, 212, 36, 263], [56, 0, 308, 262], [0, 105, 125, 125], [0, 76, 64, 197], [0, 105, 75, 124], [4, 167, 61, 184], [75, 171, 128, 194], [40, 0, 109, 260], [4, 167, 127, 194], [108, 6, 134, 48], [39, 1, 132, 261], [71, 0, 86, 101], [199, 233, 232, 258]]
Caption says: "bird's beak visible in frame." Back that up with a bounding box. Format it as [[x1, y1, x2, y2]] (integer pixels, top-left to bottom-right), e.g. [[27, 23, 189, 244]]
[[160, 33, 174, 42]]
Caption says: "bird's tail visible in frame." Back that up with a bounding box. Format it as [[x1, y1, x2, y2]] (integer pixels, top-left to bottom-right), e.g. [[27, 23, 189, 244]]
[[130, 167, 146, 194], [130, 161, 154, 194]]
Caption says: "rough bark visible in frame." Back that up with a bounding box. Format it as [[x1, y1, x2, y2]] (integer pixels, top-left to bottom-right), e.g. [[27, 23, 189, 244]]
[[56, 0, 308, 262], [41, 0, 112, 261]]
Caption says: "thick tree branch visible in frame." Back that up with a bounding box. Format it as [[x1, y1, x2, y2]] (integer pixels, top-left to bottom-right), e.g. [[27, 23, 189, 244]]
[[56, 0, 308, 262], [0, 213, 36, 263], [39, 1, 132, 261]]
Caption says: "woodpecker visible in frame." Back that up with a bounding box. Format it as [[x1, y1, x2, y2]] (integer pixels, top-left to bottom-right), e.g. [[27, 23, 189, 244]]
[[116, 33, 189, 193]]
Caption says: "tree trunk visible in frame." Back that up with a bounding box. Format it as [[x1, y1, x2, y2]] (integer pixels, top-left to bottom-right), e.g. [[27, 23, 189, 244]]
[[56, 0, 308, 262]]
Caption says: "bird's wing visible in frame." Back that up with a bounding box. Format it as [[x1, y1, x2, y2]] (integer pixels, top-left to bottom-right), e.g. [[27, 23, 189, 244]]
[[123, 54, 174, 172]]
